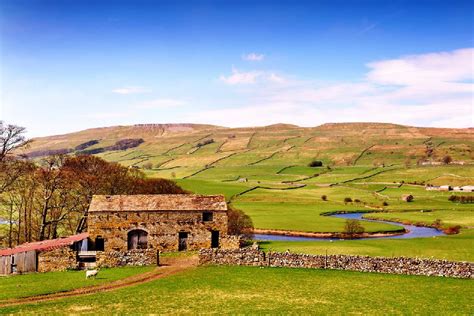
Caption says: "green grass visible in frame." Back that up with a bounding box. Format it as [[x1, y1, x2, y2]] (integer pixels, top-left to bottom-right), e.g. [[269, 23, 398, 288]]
[[2, 266, 472, 315], [0, 266, 153, 301], [259, 229, 474, 262]]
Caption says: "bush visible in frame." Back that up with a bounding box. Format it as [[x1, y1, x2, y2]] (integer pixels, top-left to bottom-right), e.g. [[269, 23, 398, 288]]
[[382, 201, 389, 206], [344, 197, 353, 204], [444, 225, 461, 235], [442, 155, 452, 165], [354, 199, 361, 203], [321, 195, 327, 201], [227, 205, 254, 240], [344, 219, 364, 237], [432, 219, 443, 229], [308, 160, 323, 167]]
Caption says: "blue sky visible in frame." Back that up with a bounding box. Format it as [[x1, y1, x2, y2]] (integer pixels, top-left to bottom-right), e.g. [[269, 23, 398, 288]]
[[0, 0, 473, 136]]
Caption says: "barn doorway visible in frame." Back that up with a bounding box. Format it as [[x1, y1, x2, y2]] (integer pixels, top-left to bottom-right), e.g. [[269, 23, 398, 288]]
[[211, 230, 219, 248], [128, 229, 148, 250], [178, 232, 188, 251]]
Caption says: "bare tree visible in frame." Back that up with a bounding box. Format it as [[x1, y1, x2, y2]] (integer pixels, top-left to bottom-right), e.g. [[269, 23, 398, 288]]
[[0, 121, 30, 162]]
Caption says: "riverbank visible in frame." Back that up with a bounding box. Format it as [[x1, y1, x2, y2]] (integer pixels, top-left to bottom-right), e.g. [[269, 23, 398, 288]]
[[254, 212, 446, 241]]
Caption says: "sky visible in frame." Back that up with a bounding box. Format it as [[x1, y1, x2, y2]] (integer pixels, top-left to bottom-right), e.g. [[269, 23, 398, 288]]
[[0, 0, 473, 137]]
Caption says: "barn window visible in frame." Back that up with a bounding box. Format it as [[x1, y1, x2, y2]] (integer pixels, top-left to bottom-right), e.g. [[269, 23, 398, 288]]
[[128, 229, 148, 250], [203, 212, 213, 222]]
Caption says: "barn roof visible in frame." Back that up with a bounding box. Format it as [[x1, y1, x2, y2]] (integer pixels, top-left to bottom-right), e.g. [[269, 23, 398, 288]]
[[0, 233, 88, 256], [88, 194, 227, 212]]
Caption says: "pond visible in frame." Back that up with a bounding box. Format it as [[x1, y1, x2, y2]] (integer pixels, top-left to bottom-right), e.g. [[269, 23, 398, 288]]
[[255, 212, 445, 242]]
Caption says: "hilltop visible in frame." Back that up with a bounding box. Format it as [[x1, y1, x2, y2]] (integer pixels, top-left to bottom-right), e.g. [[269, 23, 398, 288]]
[[23, 122, 473, 170]]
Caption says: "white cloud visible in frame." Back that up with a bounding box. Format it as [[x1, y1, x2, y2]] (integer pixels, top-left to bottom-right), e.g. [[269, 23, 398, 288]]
[[219, 68, 263, 85], [112, 86, 150, 94], [219, 68, 287, 85], [366, 48, 474, 85], [242, 53, 265, 61], [208, 48, 474, 128], [137, 98, 186, 109]]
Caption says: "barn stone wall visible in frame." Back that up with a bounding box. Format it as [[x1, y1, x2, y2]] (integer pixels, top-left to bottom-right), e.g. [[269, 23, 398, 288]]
[[199, 248, 473, 279], [88, 210, 232, 252], [37, 247, 77, 272], [96, 249, 157, 267]]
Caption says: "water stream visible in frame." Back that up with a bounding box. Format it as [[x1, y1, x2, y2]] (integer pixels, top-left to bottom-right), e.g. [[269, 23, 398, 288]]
[[255, 212, 445, 241]]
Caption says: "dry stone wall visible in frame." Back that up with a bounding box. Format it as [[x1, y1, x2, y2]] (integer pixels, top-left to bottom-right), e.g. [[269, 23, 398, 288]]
[[96, 249, 158, 267], [199, 248, 473, 279], [37, 247, 77, 272]]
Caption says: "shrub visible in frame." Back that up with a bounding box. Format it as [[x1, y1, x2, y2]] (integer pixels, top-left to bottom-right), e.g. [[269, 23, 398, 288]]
[[444, 225, 461, 235], [354, 199, 361, 203], [227, 205, 254, 240], [382, 201, 389, 206], [432, 219, 443, 229], [308, 160, 323, 167], [321, 195, 327, 201], [344, 219, 364, 238], [343, 197, 353, 204], [442, 155, 452, 165]]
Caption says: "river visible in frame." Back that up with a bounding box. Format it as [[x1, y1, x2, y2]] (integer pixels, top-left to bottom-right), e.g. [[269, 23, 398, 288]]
[[255, 212, 445, 241]]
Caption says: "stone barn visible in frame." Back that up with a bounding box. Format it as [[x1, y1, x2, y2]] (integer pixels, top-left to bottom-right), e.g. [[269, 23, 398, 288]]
[[87, 194, 240, 267]]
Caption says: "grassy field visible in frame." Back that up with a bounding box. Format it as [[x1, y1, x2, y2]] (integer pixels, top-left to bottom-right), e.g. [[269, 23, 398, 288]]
[[0, 266, 153, 301], [22, 122, 474, 260], [259, 229, 474, 262], [2, 265, 472, 315]]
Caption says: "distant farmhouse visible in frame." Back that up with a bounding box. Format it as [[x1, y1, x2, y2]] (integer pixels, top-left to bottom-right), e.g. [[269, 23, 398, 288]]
[[0, 194, 240, 275], [425, 185, 474, 192]]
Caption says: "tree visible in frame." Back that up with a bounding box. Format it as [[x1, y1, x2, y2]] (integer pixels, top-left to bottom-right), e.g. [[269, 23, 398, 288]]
[[442, 155, 452, 165], [0, 121, 30, 162], [321, 195, 327, 201], [227, 205, 254, 240], [0, 122, 31, 194], [343, 197, 353, 204], [308, 160, 323, 167], [344, 219, 364, 238]]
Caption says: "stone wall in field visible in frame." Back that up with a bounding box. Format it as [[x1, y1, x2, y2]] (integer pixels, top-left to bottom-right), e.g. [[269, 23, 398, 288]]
[[96, 249, 158, 267], [199, 248, 473, 279], [37, 247, 77, 272]]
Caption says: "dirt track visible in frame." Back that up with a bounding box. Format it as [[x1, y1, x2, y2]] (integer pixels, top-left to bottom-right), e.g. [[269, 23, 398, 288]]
[[0, 255, 198, 308]]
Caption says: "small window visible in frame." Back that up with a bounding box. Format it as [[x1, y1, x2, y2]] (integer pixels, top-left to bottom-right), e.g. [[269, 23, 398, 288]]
[[203, 212, 213, 222]]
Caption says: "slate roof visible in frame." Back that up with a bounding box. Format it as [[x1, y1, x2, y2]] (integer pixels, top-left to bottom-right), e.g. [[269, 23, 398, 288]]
[[0, 233, 88, 256], [88, 194, 227, 212]]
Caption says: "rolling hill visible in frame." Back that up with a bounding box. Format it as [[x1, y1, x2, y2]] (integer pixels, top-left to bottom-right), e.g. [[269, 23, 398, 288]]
[[21, 122, 474, 238]]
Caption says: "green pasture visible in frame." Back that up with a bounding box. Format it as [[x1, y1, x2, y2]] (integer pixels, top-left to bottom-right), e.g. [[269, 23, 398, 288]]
[[2, 266, 472, 315], [259, 229, 474, 262], [0, 266, 153, 301]]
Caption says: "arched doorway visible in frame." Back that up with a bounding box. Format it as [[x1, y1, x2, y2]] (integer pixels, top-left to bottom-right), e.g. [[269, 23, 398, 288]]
[[128, 229, 148, 250]]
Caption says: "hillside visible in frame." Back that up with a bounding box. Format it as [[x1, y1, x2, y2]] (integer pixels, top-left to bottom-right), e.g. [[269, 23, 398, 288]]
[[12, 122, 474, 257], [24, 122, 474, 172]]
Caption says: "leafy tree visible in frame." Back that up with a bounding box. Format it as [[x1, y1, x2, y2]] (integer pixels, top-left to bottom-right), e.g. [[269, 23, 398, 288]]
[[227, 205, 254, 240], [344, 219, 364, 238]]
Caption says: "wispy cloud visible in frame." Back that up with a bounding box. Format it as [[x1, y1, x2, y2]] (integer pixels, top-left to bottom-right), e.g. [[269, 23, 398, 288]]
[[207, 48, 474, 127], [112, 86, 150, 94], [219, 67, 263, 85], [219, 67, 286, 85], [242, 53, 265, 61]]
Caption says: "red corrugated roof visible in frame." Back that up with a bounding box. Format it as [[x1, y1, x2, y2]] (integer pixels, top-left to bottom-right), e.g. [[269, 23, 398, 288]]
[[0, 233, 88, 256]]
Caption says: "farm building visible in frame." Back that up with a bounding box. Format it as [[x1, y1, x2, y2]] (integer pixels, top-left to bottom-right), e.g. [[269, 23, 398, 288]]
[[87, 194, 240, 267], [1, 194, 241, 274], [0, 233, 88, 275]]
